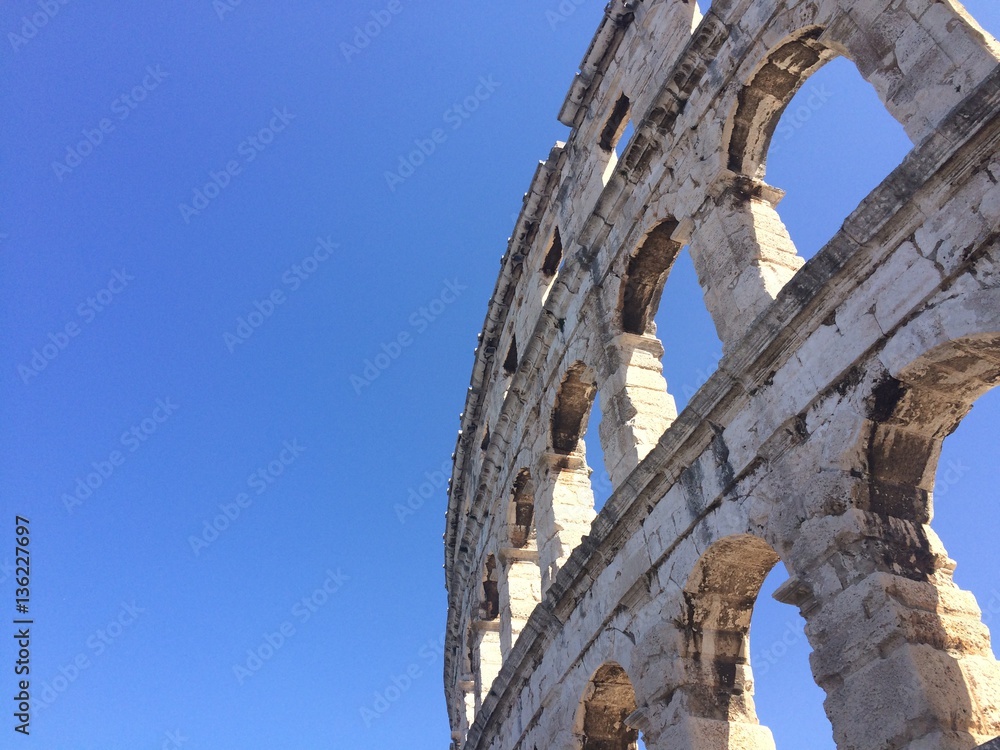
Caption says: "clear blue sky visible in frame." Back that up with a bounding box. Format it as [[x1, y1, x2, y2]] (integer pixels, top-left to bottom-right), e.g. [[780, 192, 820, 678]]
[[2, 2, 999, 748]]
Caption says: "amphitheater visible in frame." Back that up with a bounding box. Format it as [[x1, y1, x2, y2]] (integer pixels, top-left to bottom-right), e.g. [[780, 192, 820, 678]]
[[442, 0, 1000, 748]]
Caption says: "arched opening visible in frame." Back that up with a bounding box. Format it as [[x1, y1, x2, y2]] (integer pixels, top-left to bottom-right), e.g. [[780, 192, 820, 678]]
[[472, 555, 503, 705], [576, 663, 640, 750], [509, 469, 536, 550], [652, 247, 722, 413], [500, 470, 542, 655], [503, 334, 518, 376], [600, 93, 632, 186], [586, 391, 612, 511], [552, 363, 598, 455], [673, 534, 780, 748], [537, 363, 601, 590], [932, 386, 1000, 659], [621, 220, 681, 336], [542, 228, 563, 277], [727, 28, 837, 179], [481, 554, 499, 621], [764, 56, 911, 260], [814, 333, 1000, 747], [750, 565, 834, 749]]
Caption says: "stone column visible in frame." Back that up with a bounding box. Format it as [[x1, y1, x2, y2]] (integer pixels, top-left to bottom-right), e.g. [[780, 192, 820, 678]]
[[498, 547, 541, 656], [533, 451, 596, 593], [472, 619, 502, 705], [630, 690, 775, 750], [783, 507, 1000, 750], [687, 175, 802, 349], [600, 333, 677, 487], [643, 717, 775, 750]]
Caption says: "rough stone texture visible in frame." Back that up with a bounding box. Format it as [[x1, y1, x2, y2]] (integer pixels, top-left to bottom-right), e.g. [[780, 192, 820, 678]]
[[443, 1, 1000, 748]]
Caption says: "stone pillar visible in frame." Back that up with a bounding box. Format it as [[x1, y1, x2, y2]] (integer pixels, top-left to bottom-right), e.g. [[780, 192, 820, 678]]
[[783, 508, 1000, 750], [630, 693, 775, 750], [499, 547, 541, 657], [600, 333, 677, 487], [533, 451, 596, 593], [455, 677, 476, 745], [473, 619, 503, 705], [688, 175, 802, 349]]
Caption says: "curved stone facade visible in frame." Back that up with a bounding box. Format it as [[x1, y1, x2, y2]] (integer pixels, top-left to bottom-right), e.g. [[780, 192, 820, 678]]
[[443, 1, 1000, 748]]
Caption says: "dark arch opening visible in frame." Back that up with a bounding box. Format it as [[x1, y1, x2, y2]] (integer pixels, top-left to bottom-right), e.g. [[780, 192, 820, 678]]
[[481, 554, 499, 621], [578, 663, 639, 750], [727, 27, 835, 178], [621, 220, 681, 335], [542, 228, 563, 277], [509, 469, 536, 549], [681, 535, 779, 724], [503, 335, 518, 376], [863, 337, 1000, 528], [552, 363, 598, 454]]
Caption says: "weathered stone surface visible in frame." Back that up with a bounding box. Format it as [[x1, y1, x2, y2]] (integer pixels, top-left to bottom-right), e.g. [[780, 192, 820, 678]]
[[444, 1, 1000, 749]]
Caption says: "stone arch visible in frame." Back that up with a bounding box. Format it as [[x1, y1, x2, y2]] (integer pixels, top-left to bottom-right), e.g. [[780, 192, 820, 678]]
[[471, 553, 503, 707], [776, 315, 1000, 749], [614, 533, 783, 749], [507, 469, 536, 549], [552, 362, 599, 454], [720, 0, 999, 159], [620, 219, 682, 336], [677, 533, 779, 743], [872, 288, 1000, 525], [574, 663, 639, 750], [727, 26, 837, 180], [543, 227, 564, 278], [534, 361, 601, 592], [499, 469, 542, 656]]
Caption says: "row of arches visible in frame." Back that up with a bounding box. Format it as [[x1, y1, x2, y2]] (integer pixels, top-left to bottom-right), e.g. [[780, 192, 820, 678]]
[[448, 0, 1000, 745], [461, 41, 924, 719]]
